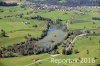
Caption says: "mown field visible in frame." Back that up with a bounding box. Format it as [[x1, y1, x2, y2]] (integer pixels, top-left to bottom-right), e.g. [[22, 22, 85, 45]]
[[0, 4, 100, 66]]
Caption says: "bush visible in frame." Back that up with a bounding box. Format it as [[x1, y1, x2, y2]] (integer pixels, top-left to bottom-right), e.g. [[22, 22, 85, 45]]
[[62, 48, 73, 55], [96, 64, 100, 66], [66, 48, 73, 55], [32, 25, 37, 27], [0, 29, 6, 37], [92, 17, 100, 20], [74, 49, 79, 54]]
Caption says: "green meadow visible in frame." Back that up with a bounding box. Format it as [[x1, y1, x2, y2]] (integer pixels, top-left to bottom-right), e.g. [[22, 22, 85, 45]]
[[30, 36, 100, 66], [1, 36, 99, 66], [0, 4, 100, 66]]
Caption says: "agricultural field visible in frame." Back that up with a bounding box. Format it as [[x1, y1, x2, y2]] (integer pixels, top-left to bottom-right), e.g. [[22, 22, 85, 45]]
[[0, 6, 48, 47], [68, 8, 100, 30], [0, 36, 99, 66], [0, 0, 100, 66]]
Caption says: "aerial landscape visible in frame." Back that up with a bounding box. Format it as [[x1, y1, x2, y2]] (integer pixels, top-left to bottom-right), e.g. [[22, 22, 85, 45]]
[[0, 0, 100, 66]]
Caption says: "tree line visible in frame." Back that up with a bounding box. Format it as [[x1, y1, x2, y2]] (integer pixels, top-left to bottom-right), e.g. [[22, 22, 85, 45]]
[[0, 34, 58, 58], [0, 1, 17, 6], [0, 16, 62, 58], [0, 29, 6, 37]]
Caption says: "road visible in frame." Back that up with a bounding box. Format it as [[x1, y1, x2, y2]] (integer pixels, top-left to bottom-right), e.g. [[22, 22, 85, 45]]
[[71, 33, 87, 44], [25, 33, 87, 66], [25, 20, 87, 66]]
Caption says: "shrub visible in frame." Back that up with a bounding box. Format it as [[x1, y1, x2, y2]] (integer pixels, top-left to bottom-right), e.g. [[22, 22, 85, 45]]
[[0, 29, 6, 37], [32, 25, 37, 27], [96, 64, 100, 66], [74, 49, 79, 54]]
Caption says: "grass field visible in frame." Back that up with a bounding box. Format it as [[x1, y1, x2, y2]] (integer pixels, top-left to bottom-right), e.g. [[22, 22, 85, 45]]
[[0, 53, 50, 66], [0, 20, 47, 47], [30, 36, 100, 66], [0, 6, 48, 47], [68, 21, 100, 30], [1, 36, 99, 66], [0, 4, 100, 66], [68, 7, 100, 30]]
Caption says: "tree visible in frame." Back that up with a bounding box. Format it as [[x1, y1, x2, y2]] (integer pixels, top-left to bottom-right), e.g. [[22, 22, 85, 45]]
[[74, 49, 79, 54], [87, 50, 89, 54], [89, 37, 92, 40], [99, 40, 100, 43], [53, 45, 58, 50], [1, 29, 6, 37], [66, 48, 73, 55], [96, 64, 100, 66], [62, 48, 66, 55]]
